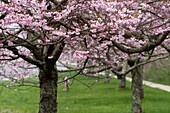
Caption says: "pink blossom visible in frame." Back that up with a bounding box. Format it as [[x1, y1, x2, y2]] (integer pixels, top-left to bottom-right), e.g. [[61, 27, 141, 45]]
[[0, 0, 170, 84], [43, 26, 54, 31], [52, 30, 68, 37], [0, 43, 3, 47], [8, 41, 14, 46]]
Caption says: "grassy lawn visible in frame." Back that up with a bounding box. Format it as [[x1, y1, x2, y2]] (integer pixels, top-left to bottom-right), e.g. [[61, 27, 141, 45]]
[[0, 74, 170, 113], [144, 58, 170, 85], [144, 67, 170, 85]]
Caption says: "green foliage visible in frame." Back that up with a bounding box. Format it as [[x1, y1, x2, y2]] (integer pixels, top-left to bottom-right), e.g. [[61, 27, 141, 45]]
[[0, 75, 170, 113]]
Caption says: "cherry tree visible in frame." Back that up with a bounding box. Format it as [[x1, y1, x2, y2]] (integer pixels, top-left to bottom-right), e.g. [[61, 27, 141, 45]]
[[58, 0, 170, 113], [0, 0, 170, 113]]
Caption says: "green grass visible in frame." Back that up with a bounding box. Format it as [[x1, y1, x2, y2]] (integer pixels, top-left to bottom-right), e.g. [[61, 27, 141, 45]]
[[144, 58, 170, 85], [0, 75, 170, 113], [144, 67, 170, 85]]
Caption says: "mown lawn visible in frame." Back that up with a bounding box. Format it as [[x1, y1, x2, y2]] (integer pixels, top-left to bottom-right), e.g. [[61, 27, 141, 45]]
[[144, 58, 170, 85], [0, 74, 170, 113]]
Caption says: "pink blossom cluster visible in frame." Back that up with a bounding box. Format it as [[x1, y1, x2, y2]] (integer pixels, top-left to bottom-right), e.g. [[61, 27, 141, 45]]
[[0, 0, 170, 78]]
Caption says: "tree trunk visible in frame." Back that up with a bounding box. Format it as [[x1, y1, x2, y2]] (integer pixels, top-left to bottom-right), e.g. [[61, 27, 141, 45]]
[[119, 61, 127, 88], [38, 67, 58, 113], [131, 60, 144, 113], [104, 70, 110, 83], [119, 75, 126, 88]]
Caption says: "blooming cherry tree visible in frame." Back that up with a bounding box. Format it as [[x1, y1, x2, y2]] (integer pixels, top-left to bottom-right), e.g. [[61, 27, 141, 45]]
[[0, 0, 170, 113]]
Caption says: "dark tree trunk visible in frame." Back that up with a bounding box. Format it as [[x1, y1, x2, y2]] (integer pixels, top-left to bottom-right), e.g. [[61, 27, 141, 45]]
[[119, 75, 126, 88], [37, 42, 64, 113], [38, 66, 58, 113], [131, 60, 144, 113]]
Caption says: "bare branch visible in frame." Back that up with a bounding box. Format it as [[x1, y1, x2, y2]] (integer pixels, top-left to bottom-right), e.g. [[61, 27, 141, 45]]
[[111, 54, 170, 77], [58, 57, 89, 83]]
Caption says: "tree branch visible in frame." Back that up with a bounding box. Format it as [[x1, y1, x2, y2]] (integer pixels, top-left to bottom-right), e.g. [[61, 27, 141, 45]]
[[58, 57, 89, 83], [111, 54, 169, 77], [7, 46, 44, 67], [112, 31, 170, 54]]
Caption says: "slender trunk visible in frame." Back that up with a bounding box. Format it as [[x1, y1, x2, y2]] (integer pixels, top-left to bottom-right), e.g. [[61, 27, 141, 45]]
[[104, 70, 110, 83], [38, 67, 58, 113], [131, 60, 144, 113], [119, 61, 127, 88], [119, 76, 126, 88]]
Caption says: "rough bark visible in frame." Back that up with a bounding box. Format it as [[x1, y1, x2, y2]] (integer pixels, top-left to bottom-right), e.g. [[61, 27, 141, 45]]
[[131, 59, 144, 113], [38, 66, 58, 113], [37, 42, 64, 113]]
